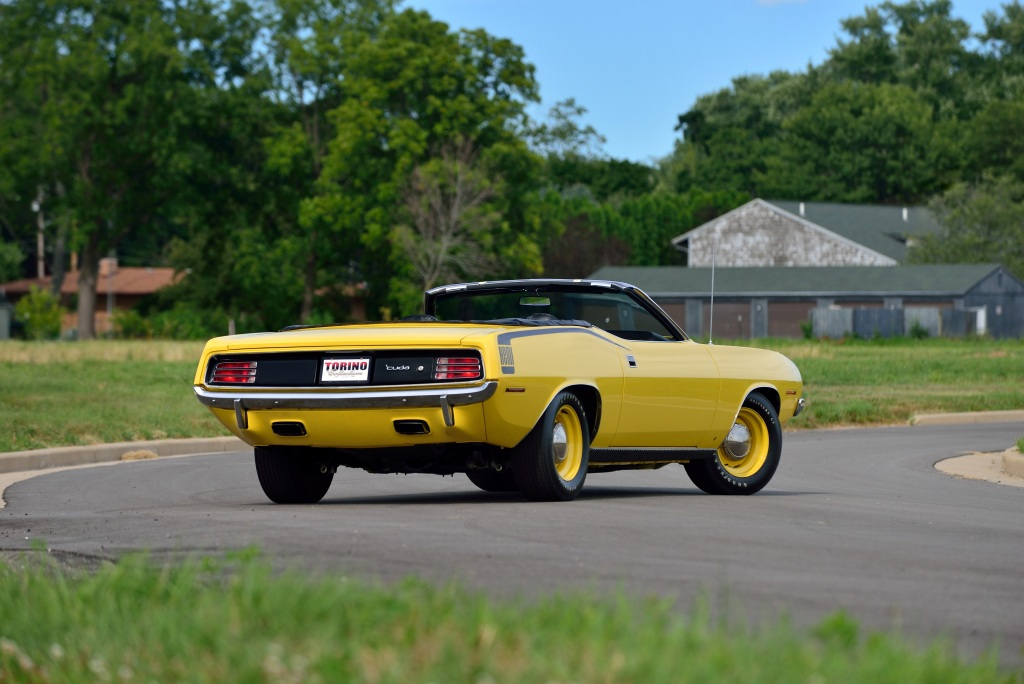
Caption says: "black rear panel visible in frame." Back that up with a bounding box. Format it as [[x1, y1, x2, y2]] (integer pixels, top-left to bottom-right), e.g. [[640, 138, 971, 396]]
[[206, 350, 480, 388]]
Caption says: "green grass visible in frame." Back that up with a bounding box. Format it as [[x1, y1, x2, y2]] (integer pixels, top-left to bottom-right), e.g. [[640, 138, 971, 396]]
[[738, 337, 1024, 429], [0, 550, 1016, 683], [2, 337, 1023, 452], [0, 341, 224, 452]]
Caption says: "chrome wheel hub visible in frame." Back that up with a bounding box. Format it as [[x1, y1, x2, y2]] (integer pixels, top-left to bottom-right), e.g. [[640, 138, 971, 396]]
[[723, 423, 751, 459], [552, 423, 568, 463]]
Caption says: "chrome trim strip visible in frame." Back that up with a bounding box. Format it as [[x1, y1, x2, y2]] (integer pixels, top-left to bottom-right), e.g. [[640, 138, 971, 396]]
[[194, 381, 498, 419]]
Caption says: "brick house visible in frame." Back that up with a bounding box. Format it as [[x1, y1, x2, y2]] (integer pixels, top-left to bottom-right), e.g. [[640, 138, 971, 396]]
[[0, 257, 178, 336]]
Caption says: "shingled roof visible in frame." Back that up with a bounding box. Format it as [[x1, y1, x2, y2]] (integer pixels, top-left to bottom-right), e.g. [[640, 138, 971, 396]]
[[589, 264, 1008, 298], [766, 200, 942, 263], [1, 265, 178, 297]]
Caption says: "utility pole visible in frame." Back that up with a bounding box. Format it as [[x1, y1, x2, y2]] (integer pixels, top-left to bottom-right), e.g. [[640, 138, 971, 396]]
[[32, 187, 45, 279]]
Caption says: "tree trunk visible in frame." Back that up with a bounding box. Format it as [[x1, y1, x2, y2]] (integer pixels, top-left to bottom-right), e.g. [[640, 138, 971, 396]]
[[50, 182, 68, 297], [76, 233, 100, 340]]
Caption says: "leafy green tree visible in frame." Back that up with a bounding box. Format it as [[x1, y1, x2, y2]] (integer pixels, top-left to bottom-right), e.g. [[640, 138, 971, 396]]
[[910, 175, 1024, 280], [978, 2, 1024, 98], [759, 82, 956, 203], [667, 71, 813, 195], [963, 96, 1024, 181], [0, 0, 272, 339], [315, 9, 541, 315], [262, 0, 394, 321], [0, 241, 24, 283]]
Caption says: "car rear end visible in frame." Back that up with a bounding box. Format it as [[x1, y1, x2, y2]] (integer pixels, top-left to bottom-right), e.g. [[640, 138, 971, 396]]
[[193, 324, 500, 449]]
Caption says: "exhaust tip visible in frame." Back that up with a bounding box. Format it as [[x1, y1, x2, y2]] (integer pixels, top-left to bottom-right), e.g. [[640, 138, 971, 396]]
[[394, 419, 430, 435], [271, 421, 307, 437]]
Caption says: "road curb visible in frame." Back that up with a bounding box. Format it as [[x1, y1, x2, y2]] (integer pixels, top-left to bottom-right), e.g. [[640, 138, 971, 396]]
[[1003, 448, 1024, 479], [0, 437, 248, 475], [911, 409, 1024, 426]]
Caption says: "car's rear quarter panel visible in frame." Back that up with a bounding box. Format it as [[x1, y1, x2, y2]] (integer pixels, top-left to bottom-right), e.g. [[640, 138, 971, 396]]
[[470, 327, 626, 448]]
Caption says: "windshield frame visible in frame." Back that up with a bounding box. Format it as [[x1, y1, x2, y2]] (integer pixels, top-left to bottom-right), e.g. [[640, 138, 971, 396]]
[[424, 279, 689, 341]]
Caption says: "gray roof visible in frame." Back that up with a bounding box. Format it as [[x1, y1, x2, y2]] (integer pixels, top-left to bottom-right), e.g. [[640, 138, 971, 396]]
[[766, 200, 941, 263], [589, 264, 1005, 298]]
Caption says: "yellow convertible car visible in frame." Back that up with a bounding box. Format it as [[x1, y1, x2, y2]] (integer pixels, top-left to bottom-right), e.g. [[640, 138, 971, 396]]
[[194, 279, 804, 503]]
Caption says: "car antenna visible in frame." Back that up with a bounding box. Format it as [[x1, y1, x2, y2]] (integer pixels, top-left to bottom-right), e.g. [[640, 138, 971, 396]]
[[708, 241, 716, 345]]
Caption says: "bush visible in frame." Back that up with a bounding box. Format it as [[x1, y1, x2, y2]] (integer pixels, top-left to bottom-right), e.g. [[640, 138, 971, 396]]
[[113, 309, 153, 339], [14, 286, 63, 340], [909, 320, 930, 340]]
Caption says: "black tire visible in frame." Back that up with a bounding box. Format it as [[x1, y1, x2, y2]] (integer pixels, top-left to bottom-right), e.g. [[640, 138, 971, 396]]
[[685, 393, 781, 495], [466, 469, 518, 493], [512, 391, 590, 501], [254, 447, 334, 504]]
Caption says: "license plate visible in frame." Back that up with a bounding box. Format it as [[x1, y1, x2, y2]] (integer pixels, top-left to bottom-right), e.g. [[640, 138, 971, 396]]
[[320, 358, 370, 383]]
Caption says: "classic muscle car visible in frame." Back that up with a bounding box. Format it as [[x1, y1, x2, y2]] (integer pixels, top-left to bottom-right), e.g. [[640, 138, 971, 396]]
[[194, 279, 804, 503]]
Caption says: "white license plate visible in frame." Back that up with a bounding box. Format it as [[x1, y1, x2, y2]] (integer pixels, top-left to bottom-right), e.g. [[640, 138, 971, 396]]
[[320, 358, 371, 383]]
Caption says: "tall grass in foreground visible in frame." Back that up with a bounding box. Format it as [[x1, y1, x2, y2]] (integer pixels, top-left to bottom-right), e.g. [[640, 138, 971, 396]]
[[0, 551, 1016, 683]]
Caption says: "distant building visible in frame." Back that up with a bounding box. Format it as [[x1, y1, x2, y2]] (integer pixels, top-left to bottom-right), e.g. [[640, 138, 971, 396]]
[[590, 264, 1024, 339], [671, 199, 940, 267], [0, 257, 178, 336]]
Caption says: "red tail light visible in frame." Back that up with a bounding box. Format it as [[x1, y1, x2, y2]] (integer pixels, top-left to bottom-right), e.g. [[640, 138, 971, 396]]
[[435, 357, 482, 380], [212, 361, 257, 384]]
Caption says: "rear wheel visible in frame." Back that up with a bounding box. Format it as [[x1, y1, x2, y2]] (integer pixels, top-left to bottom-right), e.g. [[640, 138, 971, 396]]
[[254, 447, 334, 504], [685, 393, 781, 495], [512, 391, 590, 501], [466, 469, 518, 493]]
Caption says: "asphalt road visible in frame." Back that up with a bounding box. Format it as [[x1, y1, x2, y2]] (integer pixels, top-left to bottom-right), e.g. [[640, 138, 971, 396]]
[[2, 422, 1023, 666]]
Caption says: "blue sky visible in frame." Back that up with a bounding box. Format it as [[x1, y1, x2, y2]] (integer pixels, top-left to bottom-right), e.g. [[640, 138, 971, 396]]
[[404, 0, 1001, 163]]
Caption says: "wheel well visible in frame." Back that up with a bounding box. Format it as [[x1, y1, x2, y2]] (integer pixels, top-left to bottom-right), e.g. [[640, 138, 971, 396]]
[[749, 387, 780, 414], [563, 384, 601, 441]]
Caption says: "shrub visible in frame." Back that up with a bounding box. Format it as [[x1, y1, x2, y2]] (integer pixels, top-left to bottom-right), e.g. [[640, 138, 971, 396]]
[[909, 320, 930, 340], [14, 286, 63, 340], [113, 309, 153, 339]]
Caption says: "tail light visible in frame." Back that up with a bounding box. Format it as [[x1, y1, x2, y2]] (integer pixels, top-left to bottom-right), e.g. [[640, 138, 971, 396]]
[[435, 357, 482, 381], [211, 361, 257, 384]]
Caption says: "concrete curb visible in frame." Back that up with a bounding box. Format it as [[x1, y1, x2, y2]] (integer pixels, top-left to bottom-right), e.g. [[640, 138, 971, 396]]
[[910, 409, 1024, 426], [1003, 448, 1024, 479], [0, 436, 248, 475]]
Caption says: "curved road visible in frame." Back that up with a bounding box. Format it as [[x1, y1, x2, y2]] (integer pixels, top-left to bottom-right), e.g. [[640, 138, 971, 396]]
[[2, 423, 1023, 665]]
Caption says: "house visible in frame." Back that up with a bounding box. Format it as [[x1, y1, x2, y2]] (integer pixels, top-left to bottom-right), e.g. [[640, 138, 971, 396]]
[[0, 257, 178, 336], [671, 199, 941, 267], [589, 264, 1024, 339]]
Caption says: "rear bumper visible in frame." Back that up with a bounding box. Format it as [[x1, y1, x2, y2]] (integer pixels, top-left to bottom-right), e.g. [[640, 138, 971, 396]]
[[194, 381, 499, 430]]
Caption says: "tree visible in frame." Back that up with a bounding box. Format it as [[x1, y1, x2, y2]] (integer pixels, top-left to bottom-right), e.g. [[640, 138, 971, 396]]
[[0, 0, 269, 339], [314, 9, 542, 315], [395, 140, 499, 291], [758, 82, 956, 203], [910, 175, 1024, 280], [979, 2, 1024, 99], [262, 0, 394, 321]]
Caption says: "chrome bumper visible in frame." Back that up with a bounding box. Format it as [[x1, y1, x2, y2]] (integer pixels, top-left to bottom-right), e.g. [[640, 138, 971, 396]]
[[194, 381, 499, 430]]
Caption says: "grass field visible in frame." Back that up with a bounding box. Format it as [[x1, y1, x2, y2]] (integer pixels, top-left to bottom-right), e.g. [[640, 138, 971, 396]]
[[1, 337, 1023, 452], [751, 337, 1024, 428], [0, 550, 1016, 683]]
